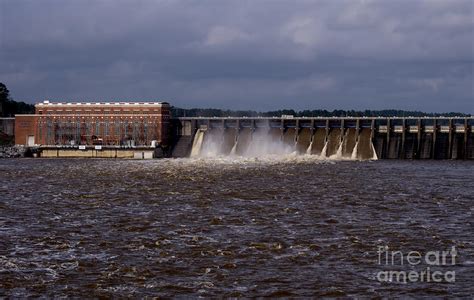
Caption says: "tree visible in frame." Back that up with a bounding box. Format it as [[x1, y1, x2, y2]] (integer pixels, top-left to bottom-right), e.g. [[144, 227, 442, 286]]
[[0, 82, 10, 116], [0, 82, 10, 103], [0, 82, 34, 117]]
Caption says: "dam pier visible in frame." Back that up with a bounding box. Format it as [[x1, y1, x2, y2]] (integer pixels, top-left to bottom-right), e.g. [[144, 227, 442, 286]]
[[171, 117, 474, 159]]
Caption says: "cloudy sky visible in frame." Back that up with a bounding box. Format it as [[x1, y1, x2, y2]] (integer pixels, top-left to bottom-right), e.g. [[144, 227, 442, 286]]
[[1, 0, 473, 112]]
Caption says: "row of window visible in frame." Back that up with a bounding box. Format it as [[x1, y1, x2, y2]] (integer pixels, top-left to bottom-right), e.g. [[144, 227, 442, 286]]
[[38, 110, 165, 115]]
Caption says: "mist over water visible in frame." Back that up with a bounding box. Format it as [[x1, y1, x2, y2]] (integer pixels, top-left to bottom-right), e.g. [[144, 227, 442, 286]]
[[190, 128, 377, 160]]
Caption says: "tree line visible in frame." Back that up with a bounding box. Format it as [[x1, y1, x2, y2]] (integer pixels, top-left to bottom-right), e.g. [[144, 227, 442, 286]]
[[0, 83, 35, 117], [171, 107, 469, 118]]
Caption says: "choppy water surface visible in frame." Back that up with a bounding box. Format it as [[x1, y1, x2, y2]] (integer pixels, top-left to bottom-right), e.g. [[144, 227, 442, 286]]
[[0, 158, 473, 297]]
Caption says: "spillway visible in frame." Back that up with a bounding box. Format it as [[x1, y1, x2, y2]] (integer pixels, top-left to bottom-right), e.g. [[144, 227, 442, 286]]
[[296, 128, 312, 154], [200, 128, 224, 157], [403, 133, 417, 159], [356, 128, 377, 160], [434, 134, 450, 159], [387, 134, 402, 159], [341, 128, 357, 158], [190, 129, 205, 157], [326, 129, 342, 157], [235, 128, 252, 156], [451, 134, 464, 159], [177, 117, 474, 160], [419, 133, 433, 159], [309, 128, 327, 155], [282, 128, 297, 149], [246, 128, 295, 156], [189, 125, 377, 160], [222, 128, 237, 155]]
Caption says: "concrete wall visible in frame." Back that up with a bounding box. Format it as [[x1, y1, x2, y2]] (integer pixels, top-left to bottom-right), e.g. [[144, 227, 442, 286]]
[[40, 149, 154, 159], [0, 118, 15, 136]]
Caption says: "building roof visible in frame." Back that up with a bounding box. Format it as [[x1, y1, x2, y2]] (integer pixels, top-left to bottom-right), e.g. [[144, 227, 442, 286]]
[[36, 100, 169, 106]]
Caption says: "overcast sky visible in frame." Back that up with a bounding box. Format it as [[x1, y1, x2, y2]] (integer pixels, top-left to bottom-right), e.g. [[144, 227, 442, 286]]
[[1, 0, 473, 112]]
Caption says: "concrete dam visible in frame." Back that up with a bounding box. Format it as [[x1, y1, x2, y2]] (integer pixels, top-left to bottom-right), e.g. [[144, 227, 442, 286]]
[[170, 117, 474, 160]]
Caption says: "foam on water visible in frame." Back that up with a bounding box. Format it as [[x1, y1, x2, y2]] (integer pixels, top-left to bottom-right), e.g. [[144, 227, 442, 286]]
[[174, 153, 336, 166]]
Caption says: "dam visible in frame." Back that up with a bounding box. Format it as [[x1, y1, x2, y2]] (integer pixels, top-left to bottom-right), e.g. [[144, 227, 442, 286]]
[[7, 101, 474, 160], [170, 117, 474, 160]]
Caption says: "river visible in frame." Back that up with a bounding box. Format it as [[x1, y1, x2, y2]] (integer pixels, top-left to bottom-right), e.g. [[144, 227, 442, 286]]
[[0, 158, 473, 297]]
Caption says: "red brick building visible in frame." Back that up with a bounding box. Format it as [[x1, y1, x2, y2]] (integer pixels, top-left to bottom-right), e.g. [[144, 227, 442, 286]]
[[15, 101, 170, 147]]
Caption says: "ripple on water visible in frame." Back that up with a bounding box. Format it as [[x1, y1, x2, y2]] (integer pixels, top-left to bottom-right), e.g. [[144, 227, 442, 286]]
[[0, 158, 472, 297]]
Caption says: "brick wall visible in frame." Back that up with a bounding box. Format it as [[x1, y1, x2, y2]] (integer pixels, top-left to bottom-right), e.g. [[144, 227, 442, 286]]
[[14, 102, 171, 147], [14, 115, 37, 145]]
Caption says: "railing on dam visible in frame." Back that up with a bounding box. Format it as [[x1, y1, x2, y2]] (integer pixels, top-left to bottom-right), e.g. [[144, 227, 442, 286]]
[[170, 117, 474, 159]]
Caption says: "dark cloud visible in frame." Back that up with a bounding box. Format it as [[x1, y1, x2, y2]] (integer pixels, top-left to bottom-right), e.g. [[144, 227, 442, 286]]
[[1, 0, 473, 112]]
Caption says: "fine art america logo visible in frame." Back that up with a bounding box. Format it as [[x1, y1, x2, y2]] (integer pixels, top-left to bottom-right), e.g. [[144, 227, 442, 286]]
[[377, 246, 457, 283]]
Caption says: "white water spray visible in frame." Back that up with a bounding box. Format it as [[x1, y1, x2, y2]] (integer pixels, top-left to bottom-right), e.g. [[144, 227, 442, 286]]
[[306, 140, 313, 155], [351, 140, 359, 160], [199, 129, 224, 157], [230, 138, 238, 156], [320, 140, 328, 158], [190, 129, 205, 157], [330, 140, 344, 159], [244, 129, 294, 156], [189, 126, 377, 161], [370, 142, 378, 160]]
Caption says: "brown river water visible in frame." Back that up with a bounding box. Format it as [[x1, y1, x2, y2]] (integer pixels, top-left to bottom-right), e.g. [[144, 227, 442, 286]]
[[0, 158, 473, 297]]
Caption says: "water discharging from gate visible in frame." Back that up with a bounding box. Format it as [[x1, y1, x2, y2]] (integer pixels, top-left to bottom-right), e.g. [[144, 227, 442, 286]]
[[190, 127, 378, 160]]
